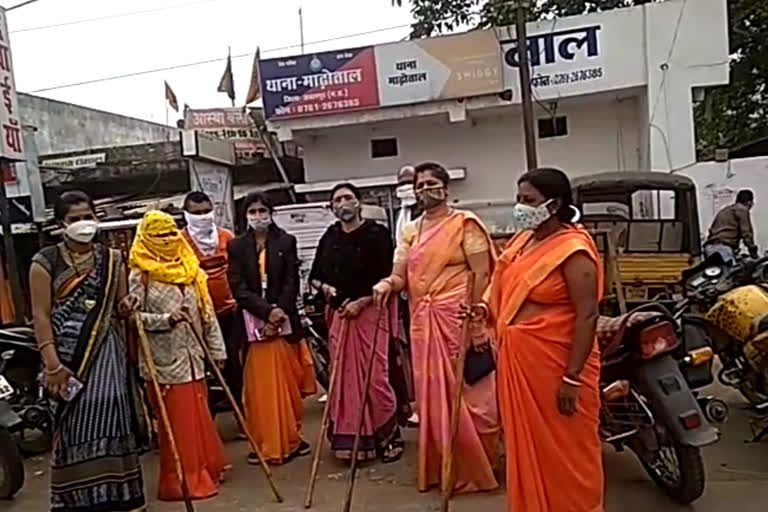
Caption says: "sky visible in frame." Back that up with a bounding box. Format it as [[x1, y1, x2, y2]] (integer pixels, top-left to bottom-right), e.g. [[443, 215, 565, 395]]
[[7, 0, 415, 124]]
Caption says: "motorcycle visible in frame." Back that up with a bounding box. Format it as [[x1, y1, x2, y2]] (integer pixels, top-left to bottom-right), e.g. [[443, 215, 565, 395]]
[[299, 293, 330, 392], [0, 347, 25, 499], [678, 254, 768, 411], [0, 327, 54, 456], [598, 304, 719, 504]]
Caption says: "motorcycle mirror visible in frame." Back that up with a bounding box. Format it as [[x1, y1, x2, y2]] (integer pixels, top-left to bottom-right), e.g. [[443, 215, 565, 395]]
[[704, 267, 722, 278]]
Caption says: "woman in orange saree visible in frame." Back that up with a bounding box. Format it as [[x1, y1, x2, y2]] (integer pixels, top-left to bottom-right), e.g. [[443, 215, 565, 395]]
[[481, 168, 604, 512], [374, 162, 500, 494]]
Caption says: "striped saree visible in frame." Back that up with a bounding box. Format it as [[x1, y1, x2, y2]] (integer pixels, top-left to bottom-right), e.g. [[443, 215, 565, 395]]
[[34, 245, 146, 512]]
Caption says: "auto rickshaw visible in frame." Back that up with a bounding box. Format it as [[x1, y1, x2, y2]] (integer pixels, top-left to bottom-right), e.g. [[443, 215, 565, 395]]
[[572, 172, 701, 312]]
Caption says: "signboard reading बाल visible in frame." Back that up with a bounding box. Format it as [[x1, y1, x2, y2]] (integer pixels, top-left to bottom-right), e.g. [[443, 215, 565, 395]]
[[260, 47, 380, 119]]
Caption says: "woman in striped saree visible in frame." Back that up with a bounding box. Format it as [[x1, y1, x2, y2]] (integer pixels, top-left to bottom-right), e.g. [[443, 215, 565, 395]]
[[29, 190, 146, 512]]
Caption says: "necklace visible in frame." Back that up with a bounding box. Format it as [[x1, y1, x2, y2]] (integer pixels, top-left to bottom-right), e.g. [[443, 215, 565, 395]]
[[61, 242, 93, 274]]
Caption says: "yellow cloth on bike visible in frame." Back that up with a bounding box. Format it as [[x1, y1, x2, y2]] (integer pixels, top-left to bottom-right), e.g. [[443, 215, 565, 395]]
[[705, 285, 768, 343]]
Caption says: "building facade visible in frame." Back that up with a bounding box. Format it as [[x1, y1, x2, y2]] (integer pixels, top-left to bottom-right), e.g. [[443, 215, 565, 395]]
[[263, 0, 729, 201]]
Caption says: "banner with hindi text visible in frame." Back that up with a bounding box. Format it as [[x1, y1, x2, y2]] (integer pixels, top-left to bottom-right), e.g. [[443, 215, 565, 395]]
[[260, 46, 380, 119]]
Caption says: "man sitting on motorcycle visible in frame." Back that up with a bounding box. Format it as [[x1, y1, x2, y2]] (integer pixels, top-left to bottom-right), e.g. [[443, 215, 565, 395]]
[[704, 189, 758, 263]]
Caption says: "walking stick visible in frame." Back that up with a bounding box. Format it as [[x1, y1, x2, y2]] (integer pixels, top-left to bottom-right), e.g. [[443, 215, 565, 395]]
[[134, 318, 195, 512], [305, 319, 350, 509], [441, 273, 477, 512], [341, 303, 388, 512], [181, 317, 284, 503]]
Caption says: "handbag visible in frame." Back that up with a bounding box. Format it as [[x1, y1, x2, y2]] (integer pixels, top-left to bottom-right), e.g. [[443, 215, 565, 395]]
[[464, 346, 496, 385], [243, 309, 292, 343]]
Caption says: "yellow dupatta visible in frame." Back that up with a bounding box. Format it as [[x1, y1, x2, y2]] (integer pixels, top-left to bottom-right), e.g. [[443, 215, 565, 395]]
[[129, 210, 213, 320]]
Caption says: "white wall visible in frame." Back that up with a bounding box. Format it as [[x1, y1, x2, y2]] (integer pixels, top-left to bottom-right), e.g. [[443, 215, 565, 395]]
[[644, 0, 729, 172], [299, 94, 642, 200], [682, 157, 768, 253], [18, 93, 176, 155]]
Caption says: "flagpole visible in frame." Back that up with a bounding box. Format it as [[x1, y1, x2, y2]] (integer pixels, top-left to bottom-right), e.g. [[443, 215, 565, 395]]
[[299, 7, 305, 54]]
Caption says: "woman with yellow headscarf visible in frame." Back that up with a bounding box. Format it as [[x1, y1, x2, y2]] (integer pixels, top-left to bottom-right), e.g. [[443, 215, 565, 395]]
[[128, 210, 229, 502]]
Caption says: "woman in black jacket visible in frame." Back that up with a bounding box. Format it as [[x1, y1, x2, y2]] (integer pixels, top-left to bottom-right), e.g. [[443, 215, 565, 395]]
[[228, 193, 316, 465]]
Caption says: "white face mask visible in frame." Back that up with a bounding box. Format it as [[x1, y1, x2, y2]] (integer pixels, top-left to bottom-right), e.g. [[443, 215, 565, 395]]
[[65, 220, 99, 244], [512, 200, 553, 232], [184, 211, 218, 255], [395, 184, 417, 207], [247, 215, 272, 232]]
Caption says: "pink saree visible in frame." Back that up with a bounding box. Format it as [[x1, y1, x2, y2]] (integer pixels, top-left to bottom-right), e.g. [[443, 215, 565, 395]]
[[327, 301, 399, 460], [406, 211, 500, 494]]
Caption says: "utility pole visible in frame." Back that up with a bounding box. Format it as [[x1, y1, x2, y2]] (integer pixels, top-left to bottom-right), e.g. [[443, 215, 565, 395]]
[[299, 7, 305, 54], [514, 1, 538, 170]]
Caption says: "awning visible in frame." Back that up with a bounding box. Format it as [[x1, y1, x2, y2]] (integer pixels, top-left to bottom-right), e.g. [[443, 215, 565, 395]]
[[294, 168, 466, 194]]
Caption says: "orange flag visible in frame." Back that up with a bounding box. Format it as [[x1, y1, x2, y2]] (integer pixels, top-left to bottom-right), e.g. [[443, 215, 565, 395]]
[[245, 47, 262, 104]]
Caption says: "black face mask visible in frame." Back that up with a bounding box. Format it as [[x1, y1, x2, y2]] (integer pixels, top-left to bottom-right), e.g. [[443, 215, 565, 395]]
[[417, 187, 447, 210]]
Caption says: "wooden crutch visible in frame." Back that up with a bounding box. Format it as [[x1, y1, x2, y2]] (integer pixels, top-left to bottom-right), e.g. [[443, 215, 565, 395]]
[[181, 317, 284, 503], [134, 317, 195, 512], [305, 319, 350, 509], [341, 304, 388, 512], [441, 273, 477, 512]]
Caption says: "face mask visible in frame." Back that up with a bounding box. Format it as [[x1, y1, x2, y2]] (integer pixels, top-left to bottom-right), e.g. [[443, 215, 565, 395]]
[[335, 205, 360, 223], [396, 184, 417, 207], [512, 200, 554, 231], [247, 215, 272, 232], [184, 211, 215, 232], [184, 211, 217, 255], [65, 220, 99, 244], [417, 187, 446, 211]]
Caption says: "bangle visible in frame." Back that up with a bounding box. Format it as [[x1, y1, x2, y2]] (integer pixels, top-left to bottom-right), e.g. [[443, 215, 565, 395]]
[[38, 340, 56, 351], [562, 375, 583, 387], [45, 363, 64, 376]]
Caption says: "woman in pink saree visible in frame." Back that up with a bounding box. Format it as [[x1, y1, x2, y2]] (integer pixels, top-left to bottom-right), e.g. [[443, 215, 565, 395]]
[[310, 183, 404, 463], [374, 162, 500, 494]]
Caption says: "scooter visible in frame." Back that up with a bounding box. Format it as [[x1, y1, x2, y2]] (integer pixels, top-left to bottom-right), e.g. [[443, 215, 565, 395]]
[[0, 348, 25, 499], [598, 303, 719, 504], [0, 327, 54, 456]]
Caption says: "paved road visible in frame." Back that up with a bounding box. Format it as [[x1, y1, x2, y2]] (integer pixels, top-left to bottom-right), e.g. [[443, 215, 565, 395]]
[[8, 394, 768, 512]]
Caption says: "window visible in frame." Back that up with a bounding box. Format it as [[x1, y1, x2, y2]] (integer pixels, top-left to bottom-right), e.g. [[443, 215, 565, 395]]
[[538, 116, 568, 138], [370, 138, 398, 159]]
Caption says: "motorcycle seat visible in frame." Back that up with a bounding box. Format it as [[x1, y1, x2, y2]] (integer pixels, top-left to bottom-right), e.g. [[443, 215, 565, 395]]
[[597, 312, 664, 357]]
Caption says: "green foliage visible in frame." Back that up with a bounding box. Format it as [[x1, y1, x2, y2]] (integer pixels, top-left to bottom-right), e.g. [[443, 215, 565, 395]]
[[694, 0, 768, 157], [392, 0, 768, 159]]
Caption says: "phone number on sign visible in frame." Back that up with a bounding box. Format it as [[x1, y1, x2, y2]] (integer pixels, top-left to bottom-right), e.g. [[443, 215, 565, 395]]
[[532, 67, 604, 88]]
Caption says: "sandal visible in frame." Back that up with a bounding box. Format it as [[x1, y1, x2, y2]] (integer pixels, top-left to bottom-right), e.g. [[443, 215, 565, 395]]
[[381, 441, 404, 463]]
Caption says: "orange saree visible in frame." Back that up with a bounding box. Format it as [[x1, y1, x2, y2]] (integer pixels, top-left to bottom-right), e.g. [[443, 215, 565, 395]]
[[486, 227, 604, 512], [403, 210, 500, 494]]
